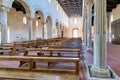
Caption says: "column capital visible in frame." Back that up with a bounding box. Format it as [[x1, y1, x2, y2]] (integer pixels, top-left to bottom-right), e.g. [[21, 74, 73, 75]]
[[27, 17, 34, 20], [0, 5, 9, 12], [86, 0, 94, 6]]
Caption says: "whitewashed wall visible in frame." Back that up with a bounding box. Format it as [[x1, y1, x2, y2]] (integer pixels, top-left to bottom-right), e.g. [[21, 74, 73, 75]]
[[68, 17, 83, 38], [1, 0, 69, 42], [8, 8, 29, 42]]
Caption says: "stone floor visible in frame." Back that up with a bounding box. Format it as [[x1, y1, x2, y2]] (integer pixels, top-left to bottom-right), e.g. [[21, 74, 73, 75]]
[[0, 69, 79, 80]]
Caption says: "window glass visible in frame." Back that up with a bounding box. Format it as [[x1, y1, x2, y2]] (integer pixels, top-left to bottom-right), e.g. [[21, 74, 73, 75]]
[[23, 17, 27, 24]]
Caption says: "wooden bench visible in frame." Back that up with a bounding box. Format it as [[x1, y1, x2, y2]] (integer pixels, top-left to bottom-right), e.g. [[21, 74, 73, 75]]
[[24, 48, 81, 59], [14, 41, 29, 51], [0, 56, 80, 74], [0, 44, 16, 55]]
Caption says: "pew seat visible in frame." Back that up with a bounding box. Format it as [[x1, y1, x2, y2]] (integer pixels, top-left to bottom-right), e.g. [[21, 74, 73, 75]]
[[0, 56, 80, 74]]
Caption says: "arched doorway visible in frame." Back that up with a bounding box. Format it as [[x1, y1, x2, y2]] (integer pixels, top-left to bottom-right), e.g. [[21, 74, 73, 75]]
[[73, 28, 78, 38], [45, 16, 52, 39], [8, 0, 31, 42], [33, 11, 44, 40]]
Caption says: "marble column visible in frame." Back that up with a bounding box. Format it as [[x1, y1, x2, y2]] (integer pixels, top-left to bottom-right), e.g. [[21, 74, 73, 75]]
[[42, 22, 45, 39], [44, 23, 47, 39], [0, 7, 9, 43], [86, 2, 93, 50], [58, 25, 60, 38], [82, 0, 87, 44], [94, 0, 107, 69], [82, 0, 85, 41], [84, 15, 87, 46], [90, 0, 111, 78], [28, 17, 33, 40]]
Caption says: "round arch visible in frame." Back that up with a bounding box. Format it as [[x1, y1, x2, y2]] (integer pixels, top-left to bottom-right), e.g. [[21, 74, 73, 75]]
[[44, 16, 52, 39], [8, 0, 31, 42], [44, 12, 53, 22], [55, 22, 60, 37], [33, 10, 45, 39], [31, 6, 45, 19]]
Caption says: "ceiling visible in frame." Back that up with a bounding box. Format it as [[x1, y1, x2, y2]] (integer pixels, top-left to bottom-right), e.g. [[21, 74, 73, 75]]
[[57, 0, 83, 17], [57, 0, 120, 17], [11, 0, 120, 16], [107, 0, 120, 12]]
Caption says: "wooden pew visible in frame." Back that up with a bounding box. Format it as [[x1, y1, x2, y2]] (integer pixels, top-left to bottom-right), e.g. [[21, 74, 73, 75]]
[[0, 43, 16, 55], [23, 40, 37, 48], [24, 48, 81, 59], [0, 56, 80, 74], [14, 41, 29, 51], [35, 38, 67, 48]]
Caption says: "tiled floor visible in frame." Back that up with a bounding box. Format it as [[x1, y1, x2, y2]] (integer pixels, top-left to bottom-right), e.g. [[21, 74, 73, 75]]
[[0, 40, 120, 80], [107, 43, 120, 77]]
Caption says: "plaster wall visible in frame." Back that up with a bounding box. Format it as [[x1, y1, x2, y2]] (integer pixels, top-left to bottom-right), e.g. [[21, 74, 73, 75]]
[[68, 17, 83, 38], [1, 0, 69, 42], [8, 8, 29, 42]]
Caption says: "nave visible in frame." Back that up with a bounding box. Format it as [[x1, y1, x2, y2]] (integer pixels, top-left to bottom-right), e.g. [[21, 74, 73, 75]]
[[1, 0, 120, 80]]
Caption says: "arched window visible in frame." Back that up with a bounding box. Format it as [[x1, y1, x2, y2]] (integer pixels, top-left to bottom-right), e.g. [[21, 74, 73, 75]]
[[23, 16, 27, 24], [74, 18, 77, 24], [73, 28, 78, 38], [36, 21, 39, 27]]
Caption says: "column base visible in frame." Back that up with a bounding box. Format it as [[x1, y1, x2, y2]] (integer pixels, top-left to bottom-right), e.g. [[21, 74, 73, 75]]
[[86, 64, 120, 80], [90, 65, 110, 78]]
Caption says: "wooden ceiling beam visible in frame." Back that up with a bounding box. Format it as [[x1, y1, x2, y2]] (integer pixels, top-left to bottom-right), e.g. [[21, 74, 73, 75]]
[[57, 0, 120, 17]]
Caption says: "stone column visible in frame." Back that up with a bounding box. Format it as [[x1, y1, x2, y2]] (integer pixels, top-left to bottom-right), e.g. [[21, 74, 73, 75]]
[[42, 22, 45, 39], [86, 1, 93, 50], [0, 6, 9, 43], [84, 15, 87, 46], [91, 0, 111, 78], [44, 23, 47, 39], [58, 25, 60, 38], [82, 0, 86, 43], [94, 0, 106, 69], [28, 17, 33, 40]]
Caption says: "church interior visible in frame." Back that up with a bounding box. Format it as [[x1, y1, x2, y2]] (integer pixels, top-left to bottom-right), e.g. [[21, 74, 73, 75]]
[[0, 0, 120, 80]]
